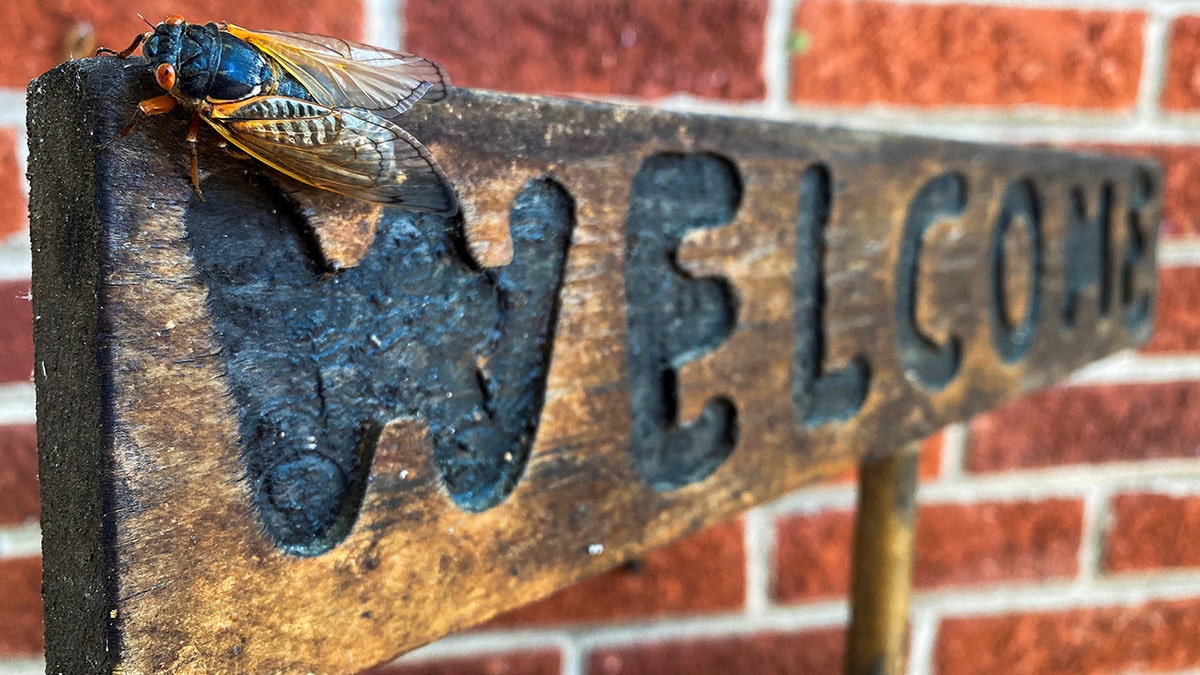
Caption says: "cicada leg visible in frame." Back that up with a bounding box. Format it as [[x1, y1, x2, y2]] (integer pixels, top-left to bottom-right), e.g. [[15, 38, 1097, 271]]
[[96, 32, 149, 58], [186, 112, 205, 202], [100, 94, 177, 150]]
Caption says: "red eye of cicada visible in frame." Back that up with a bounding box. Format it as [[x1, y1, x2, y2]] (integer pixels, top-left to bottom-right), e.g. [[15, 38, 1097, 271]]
[[155, 62, 176, 91]]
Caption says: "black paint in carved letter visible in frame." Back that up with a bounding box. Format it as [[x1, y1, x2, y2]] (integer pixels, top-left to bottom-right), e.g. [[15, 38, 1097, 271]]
[[989, 180, 1043, 363], [187, 175, 574, 555], [793, 164, 870, 426], [895, 172, 966, 390], [624, 153, 739, 491], [1062, 183, 1114, 328], [1122, 171, 1155, 330]]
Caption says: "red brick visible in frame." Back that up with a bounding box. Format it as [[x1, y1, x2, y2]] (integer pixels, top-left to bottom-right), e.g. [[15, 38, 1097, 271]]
[[588, 628, 844, 675], [0, 129, 25, 243], [0, 425, 37, 526], [3, 0, 364, 89], [491, 519, 743, 627], [1153, 146, 1200, 239], [771, 509, 853, 601], [918, 432, 945, 480], [913, 499, 1082, 590], [0, 279, 32, 383], [968, 382, 1200, 472], [0, 556, 42, 657], [363, 650, 561, 675], [791, 1, 1144, 109], [1143, 267, 1200, 353], [1105, 493, 1200, 573], [773, 499, 1081, 602], [936, 598, 1200, 674], [406, 0, 767, 100], [1164, 17, 1200, 110]]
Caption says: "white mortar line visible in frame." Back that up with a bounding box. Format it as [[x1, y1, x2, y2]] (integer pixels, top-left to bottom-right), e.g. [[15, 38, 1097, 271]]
[[906, 608, 939, 675], [0, 383, 34, 425], [1136, 6, 1172, 125], [396, 630, 574, 662], [570, 601, 849, 649], [0, 88, 28, 239], [12, 113, 27, 191], [363, 0, 402, 50], [743, 506, 773, 615], [934, 423, 968, 482], [0, 522, 40, 559], [0, 234, 30, 280], [0, 658, 43, 675], [763, 0, 796, 116], [835, 0, 1200, 10], [395, 0, 409, 51], [1075, 484, 1110, 585], [766, 459, 1200, 517], [1111, 480, 1200, 499], [920, 465, 1200, 504], [911, 573, 1200, 617], [560, 639, 583, 675], [1067, 352, 1200, 385], [0, 90, 24, 129], [402, 600, 849, 665], [1112, 0, 1200, 13], [1159, 241, 1200, 268]]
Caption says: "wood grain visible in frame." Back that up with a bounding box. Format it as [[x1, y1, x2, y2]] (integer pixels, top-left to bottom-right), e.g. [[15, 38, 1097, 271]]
[[28, 57, 1159, 674]]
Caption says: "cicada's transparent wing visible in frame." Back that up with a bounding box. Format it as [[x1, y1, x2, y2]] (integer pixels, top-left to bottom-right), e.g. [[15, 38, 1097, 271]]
[[205, 96, 457, 214], [223, 24, 449, 119]]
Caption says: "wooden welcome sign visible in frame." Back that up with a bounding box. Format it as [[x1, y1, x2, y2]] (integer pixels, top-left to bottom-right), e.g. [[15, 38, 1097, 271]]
[[28, 58, 1159, 674]]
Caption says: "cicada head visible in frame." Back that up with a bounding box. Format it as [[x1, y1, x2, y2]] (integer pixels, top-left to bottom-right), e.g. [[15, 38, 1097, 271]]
[[141, 16, 221, 102]]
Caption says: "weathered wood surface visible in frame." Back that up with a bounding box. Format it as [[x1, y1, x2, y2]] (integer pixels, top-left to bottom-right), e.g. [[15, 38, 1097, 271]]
[[28, 57, 1159, 674]]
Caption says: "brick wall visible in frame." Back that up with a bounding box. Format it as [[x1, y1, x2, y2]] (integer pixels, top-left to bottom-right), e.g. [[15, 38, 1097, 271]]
[[3, 1, 1200, 673]]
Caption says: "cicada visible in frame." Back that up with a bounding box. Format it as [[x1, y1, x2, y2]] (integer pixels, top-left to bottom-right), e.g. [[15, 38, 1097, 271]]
[[101, 15, 457, 215]]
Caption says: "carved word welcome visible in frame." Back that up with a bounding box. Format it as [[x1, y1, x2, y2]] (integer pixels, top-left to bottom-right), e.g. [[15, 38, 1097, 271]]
[[30, 60, 1159, 674]]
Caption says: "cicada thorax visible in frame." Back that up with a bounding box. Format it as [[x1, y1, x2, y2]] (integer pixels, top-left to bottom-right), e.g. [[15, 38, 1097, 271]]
[[142, 20, 312, 104]]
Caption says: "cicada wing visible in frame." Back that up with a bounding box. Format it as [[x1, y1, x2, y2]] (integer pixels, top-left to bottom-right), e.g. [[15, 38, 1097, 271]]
[[223, 24, 449, 119], [205, 96, 458, 214]]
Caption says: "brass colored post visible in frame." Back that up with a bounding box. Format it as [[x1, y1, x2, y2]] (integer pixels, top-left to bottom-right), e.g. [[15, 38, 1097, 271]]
[[846, 441, 922, 675]]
